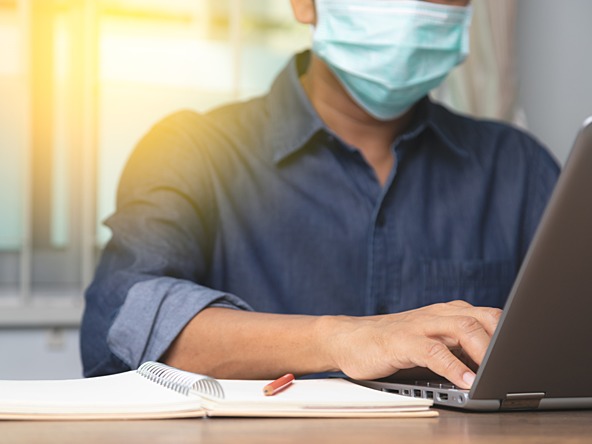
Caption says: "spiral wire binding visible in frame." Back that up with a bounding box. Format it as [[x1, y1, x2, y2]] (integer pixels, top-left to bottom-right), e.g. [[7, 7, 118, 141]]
[[138, 361, 225, 399]]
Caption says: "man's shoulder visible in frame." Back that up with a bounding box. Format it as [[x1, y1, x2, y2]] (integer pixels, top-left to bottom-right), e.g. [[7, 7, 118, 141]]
[[145, 96, 269, 154], [151, 96, 260, 133], [431, 101, 538, 146], [430, 102, 559, 172]]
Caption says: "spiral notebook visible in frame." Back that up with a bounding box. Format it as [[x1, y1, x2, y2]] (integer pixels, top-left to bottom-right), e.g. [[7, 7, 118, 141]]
[[0, 362, 435, 420]]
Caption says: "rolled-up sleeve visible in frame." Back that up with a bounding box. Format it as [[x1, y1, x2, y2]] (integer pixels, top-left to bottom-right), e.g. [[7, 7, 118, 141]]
[[108, 277, 251, 371]]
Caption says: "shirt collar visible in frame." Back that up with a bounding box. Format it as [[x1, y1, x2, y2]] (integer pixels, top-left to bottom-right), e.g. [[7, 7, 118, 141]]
[[422, 97, 471, 158], [265, 51, 325, 164], [265, 51, 469, 163], [396, 97, 469, 159]]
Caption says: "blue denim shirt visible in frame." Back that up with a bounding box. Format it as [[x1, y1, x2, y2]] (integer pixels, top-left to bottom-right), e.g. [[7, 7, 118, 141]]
[[81, 52, 560, 377]]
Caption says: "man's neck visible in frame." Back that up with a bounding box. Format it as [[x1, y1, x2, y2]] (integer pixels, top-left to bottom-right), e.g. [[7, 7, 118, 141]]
[[300, 55, 416, 186]]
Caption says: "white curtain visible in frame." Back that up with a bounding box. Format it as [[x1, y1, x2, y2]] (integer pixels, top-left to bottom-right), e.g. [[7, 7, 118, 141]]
[[434, 0, 523, 125]]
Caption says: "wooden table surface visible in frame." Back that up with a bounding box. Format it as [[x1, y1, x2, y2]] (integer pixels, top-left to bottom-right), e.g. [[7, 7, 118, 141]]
[[2, 409, 592, 443]]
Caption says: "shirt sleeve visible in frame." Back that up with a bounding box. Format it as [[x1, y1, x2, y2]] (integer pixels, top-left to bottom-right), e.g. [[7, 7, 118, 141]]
[[80, 111, 253, 377]]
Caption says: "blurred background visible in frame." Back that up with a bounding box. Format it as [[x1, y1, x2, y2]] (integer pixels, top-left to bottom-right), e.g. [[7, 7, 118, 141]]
[[0, 0, 591, 379]]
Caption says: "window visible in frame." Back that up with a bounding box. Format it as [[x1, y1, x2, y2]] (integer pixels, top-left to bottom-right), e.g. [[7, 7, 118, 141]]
[[0, 0, 310, 326]]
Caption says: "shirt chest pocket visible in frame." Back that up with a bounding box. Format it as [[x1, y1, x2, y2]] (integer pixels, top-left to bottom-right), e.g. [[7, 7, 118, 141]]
[[421, 259, 516, 308]]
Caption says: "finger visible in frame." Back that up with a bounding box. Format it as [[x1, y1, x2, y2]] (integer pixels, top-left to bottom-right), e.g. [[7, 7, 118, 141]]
[[412, 339, 476, 389], [425, 301, 502, 337], [462, 307, 502, 337], [422, 315, 492, 367], [450, 346, 479, 372]]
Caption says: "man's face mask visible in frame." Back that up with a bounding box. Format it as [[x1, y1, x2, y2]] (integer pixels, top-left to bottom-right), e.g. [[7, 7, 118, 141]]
[[312, 0, 473, 121]]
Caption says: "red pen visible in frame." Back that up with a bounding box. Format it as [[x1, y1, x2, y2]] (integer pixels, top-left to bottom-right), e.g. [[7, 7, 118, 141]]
[[263, 373, 295, 396]]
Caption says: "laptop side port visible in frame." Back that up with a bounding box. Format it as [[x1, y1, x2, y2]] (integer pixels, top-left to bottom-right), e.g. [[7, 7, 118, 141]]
[[382, 388, 400, 394]]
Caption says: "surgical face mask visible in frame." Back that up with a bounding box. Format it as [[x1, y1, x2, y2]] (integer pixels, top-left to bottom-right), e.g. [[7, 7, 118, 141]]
[[312, 0, 473, 121]]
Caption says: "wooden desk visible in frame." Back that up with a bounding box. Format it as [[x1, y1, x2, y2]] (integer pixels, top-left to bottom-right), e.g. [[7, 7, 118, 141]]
[[2, 409, 592, 443]]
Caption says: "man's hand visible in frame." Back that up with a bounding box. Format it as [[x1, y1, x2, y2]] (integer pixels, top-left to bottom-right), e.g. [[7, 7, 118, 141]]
[[322, 300, 502, 389]]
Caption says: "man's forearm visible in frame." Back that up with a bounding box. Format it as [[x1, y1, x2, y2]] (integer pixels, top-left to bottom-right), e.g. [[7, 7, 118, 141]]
[[161, 307, 340, 379]]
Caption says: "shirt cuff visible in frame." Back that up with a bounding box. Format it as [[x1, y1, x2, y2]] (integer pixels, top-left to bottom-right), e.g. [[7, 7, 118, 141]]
[[107, 277, 253, 369]]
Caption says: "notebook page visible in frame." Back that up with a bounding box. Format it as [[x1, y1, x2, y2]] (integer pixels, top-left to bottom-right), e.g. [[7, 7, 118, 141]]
[[0, 371, 203, 416]]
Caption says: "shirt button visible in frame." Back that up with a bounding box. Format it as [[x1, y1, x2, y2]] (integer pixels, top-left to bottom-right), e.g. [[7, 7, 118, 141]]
[[376, 212, 386, 228]]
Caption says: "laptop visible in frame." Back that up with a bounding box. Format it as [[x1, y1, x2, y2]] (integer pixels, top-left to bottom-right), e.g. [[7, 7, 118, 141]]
[[354, 116, 592, 411]]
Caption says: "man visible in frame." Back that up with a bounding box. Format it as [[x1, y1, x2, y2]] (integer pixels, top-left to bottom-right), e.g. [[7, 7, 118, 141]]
[[81, 0, 559, 390]]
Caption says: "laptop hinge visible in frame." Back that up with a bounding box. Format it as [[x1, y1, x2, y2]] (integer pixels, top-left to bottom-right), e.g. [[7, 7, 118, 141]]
[[501, 392, 546, 410]]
